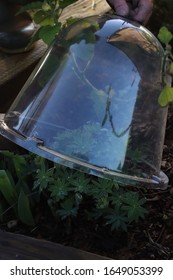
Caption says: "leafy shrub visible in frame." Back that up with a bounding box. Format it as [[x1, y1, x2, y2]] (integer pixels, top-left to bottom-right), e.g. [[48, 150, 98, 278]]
[[0, 151, 37, 225], [0, 151, 148, 231]]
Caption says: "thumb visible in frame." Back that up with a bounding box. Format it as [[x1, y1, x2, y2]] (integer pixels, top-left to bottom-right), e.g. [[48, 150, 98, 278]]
[[107, 0, 129, 16]]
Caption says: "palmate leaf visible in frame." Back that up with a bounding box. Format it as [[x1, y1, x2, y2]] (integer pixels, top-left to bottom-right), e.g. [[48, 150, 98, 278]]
[[122, 192, 146, 206], [33, 166, 54, 192], [105, 211, 128, 231], [96, 196, 109, 209], [49, 178, 69, 201], [70, 172, 90, 193], [121, 192, 148, 222], [122, 204, 148, 222], [110, 189, 125, 209], [89, 178, 115, 198], [18, 189, 35, 226], [56, 197, 78, 219]]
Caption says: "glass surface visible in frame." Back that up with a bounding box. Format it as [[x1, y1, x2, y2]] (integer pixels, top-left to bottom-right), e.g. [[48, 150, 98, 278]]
[[0, 15, 168, 186]]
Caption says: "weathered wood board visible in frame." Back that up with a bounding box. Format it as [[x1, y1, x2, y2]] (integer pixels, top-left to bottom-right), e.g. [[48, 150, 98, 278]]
[[0, 230, 110, 260]]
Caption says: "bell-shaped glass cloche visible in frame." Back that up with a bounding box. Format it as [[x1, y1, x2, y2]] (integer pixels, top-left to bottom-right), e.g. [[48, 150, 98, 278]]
[[0, 15, 168, 187]]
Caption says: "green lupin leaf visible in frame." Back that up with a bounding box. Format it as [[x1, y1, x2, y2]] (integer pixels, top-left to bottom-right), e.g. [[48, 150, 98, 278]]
[[122, 192, 147, 222], [105, 211, 128, 231], [56, 198, 78, 219]]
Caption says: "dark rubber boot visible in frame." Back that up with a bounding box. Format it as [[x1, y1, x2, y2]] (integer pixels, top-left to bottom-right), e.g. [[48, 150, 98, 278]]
[[0, 1, 36, 53]]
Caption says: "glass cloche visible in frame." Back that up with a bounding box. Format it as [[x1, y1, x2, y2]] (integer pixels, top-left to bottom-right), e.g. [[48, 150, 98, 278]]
[[0, 15, 169, 188]]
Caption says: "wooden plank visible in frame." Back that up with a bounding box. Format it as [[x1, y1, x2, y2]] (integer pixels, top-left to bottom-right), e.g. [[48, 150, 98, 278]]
[[0, 41, 47, 85], [60, 0, 111, 23], [0, 0, 110, 86], [0, 230, 110, 260]]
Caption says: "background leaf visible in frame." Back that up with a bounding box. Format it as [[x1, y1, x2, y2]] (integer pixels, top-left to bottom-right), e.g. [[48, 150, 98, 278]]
[[18, 189, 35, 226], [16, 1, 43, 14], [158, 26, 173, 44], [158, 85, 173, 106], [0, 170, 17, 205]]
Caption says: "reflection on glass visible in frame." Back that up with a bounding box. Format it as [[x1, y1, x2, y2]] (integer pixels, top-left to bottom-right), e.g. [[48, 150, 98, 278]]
[[1, 15, 168, 186]]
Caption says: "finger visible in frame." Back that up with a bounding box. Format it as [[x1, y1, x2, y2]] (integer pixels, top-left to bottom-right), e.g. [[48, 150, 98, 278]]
[[107, 0, 129, 16], [131, 0, 153, 24]]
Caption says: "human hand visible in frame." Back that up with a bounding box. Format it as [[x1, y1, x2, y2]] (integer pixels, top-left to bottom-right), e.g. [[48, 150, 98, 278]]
[[106, 0, 153, 25]]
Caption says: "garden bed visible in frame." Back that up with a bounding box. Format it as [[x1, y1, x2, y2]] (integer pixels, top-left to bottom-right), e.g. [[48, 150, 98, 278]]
[[0, 107, 173, 260], [0, 1, 173, 261]]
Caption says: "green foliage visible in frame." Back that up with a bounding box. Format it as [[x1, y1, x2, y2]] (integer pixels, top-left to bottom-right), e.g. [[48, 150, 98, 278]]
[[49, 178, 69, 201], [0, 170, 17, 206], [158, 85, 173, 106], [38, 23, 61, 45], [0, 151, 36, 226], [158, 26, 173, 44], [105, 210, 128, 231], [56, 197, 78, 220], [33, 157, 54, 191], [104, 190, 147, 231], [158, 26, 173, 106], [0, 151, 148, 231], [18, 0, 79, 45], [121, 192, 148, 222], [18, 189, 35, 226]]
